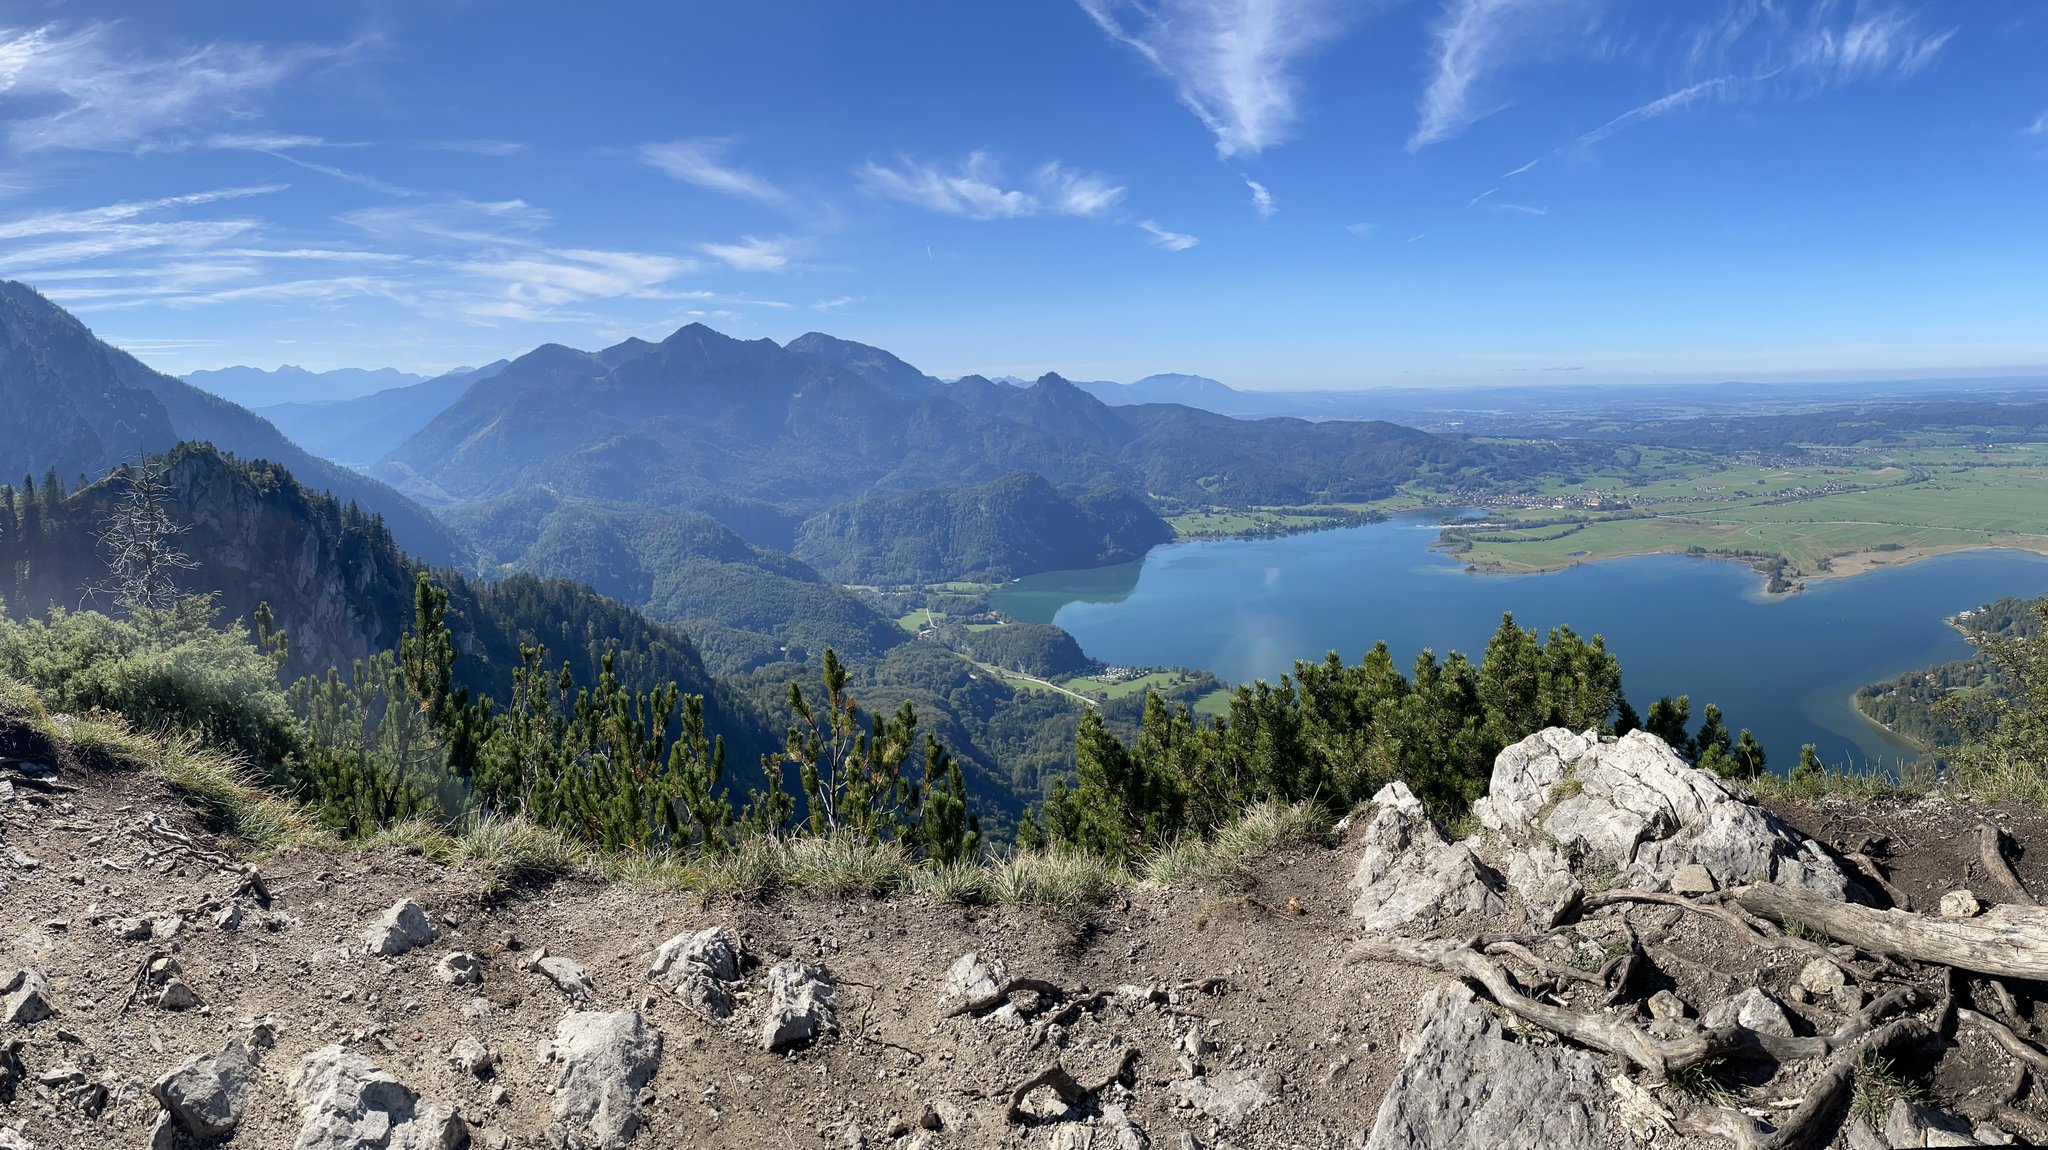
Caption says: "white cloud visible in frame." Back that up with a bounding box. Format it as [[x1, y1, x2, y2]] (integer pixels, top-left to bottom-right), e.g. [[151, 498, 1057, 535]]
[[0, 22, 347, 152], [638, 138, 793, 208], [859, 152, 1124, 220], [461, 250, 694, 306], [1077, 0, 1349, 158], [1410, 0, 1585, 151], [1573, 76, 1731, 149], [1488, 201, 1546, 216], [1791, 5, 1955, 84], [2029, 110, 2048, 136], [699, 235, 800, 272], [1137, 220, 1199, 251], [813, 296, 857, 311], [416, 139, 526, 156], [1245, 178, 1276, 217], [1345, 221, 1375, 237], [261, 151, 416, 197]]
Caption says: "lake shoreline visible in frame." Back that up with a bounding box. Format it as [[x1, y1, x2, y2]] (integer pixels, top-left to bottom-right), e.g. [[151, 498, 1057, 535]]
[[1455, 538, 2048, 595]]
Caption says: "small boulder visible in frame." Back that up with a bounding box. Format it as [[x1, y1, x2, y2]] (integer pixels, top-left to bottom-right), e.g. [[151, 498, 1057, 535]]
[[761, 963, 838, 1051], [112, 917, 154, 942], [436, 952, 484, 987], [1702, 987, 1794, 1038], [290, 1045, 466, 1150], [1668, 863, 1717, 896], [1799, 959, 1848, 999], [546, 1011, 663, 1148], [1501, 844, 1580, 928], [945, 952, 1008, 1001], [214, 904, 243, 931], [1939, 890, 1984, 919], [1885, 1099, 1986, 1147], [152, 1040, 255, 1139], [1168, 1068, 1271, 1127], [649, 926, 740, 983], [364, 899, 438, 957], [448, 1037, 495, 1079], [1646, 990, 1688, 1022], [0, 969, 53, 1026], [157, 979, 203, 1012]]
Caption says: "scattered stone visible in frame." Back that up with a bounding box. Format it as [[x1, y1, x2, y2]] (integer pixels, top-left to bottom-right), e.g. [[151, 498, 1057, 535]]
[[650, 926, 741, 983], [944, 952, 1008, 1001], [761, 963, 838, 1051], [1885, 1099, 1986, 1147], [363, 898, 438, 957], [214, 903, 243, 931], [3, 846, 38, 870], [1475, 729, 1850, 899], [1939, 889, 1984, 918], [1702, 987, 1794, 1038], [1668, 863, 1717, 896], [449, 1037, 496, 1078], [436, 952, 484, 987], [1365, 984, 1612, 1150], [533, 955, 595, 1004], [152, 1040, 255, 1139], [151, 915, 185, 941], [1351, 781, 1505, 932], [1, 969, 54, 1025], [112, 917, 153, 942], [290, 1045, 467, 1150], [545, 1011, 663, 1148], [1646, 990, 1688, 1022], [1168, 1068, 1271, 1127], [157, 979, 202, 1012], [1799, 958, 1848, 999]]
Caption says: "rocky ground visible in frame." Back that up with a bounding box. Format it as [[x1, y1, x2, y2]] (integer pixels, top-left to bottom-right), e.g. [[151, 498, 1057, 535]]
[[4, 725, 2048, 1149]]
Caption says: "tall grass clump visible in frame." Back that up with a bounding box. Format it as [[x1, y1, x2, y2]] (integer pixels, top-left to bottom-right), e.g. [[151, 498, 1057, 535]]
[[988, 850, 1128, 922], [1144, 799, 1333, 890]]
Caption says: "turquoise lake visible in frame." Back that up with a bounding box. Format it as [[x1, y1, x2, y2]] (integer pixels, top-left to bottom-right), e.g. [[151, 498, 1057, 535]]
[[992, 511, 2048, 771]]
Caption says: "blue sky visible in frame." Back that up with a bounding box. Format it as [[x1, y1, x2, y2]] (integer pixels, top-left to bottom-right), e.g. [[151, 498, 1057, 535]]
[[0, 1, 2042, 390]]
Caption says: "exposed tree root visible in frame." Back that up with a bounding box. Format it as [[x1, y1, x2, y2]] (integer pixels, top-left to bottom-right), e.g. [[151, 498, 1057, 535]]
[[1976, 823, 2037, 906], [1004, 1048, 1141, 1123], [1960, 1007, 2048, 1078], [1680, 1017, 1935, 1150], [946, 977, 1072, 1018], [1739, 882, 2048, 980]]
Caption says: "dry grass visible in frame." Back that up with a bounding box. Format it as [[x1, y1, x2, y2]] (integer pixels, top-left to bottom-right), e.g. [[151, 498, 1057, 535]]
[[1750, 761, 1932, 805], [987, 849, 1128, 922], [1144, 799, 1334, 890]]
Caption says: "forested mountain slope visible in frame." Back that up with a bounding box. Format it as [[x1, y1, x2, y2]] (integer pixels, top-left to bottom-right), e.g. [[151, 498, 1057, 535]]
[[0, 282, 460, 564], [256, 361, 509, 467], [0, 443, 771, 765]]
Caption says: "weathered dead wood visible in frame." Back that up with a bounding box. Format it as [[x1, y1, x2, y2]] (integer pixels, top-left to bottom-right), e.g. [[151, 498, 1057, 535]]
[[946, 977, 1072, 1019], [1580, 888, 1840, 965], [1680, 1017, 1936, 1150], [1960, 1007, 2048, 1079], [1003, 1048, 1140, 1123], [1349, 936, 1716, 1076], [1843, 851, 1912, 910], [1483, 940, 1608, 988], [1739, 882, 2048, 980], [1976, 823, 2038, 906], [1979, 1104, 2048, 1145]]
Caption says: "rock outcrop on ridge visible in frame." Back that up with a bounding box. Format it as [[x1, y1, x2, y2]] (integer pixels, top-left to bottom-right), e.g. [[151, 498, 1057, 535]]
[[3, 719, 2044, 1149]]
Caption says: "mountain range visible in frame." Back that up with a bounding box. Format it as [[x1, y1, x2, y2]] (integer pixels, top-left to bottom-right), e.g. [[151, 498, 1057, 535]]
[[255, 361, 509, 467], [181, 364, 427, 407]]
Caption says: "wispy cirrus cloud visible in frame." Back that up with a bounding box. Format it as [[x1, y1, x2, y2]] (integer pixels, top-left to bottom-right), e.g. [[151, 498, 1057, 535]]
[[1077, 0, 1350, 158], [699, 235, 803, 272], [1410, 0, 1588, 151], [2028, 110, 2048, 136], [1488, 201, 1546, 216], [415, 139, 526, 157], [1137, 220, 1199, 251], [859, 152, 1124, 220], [639, 138, 794, 209], [0, 22, 353, 153]]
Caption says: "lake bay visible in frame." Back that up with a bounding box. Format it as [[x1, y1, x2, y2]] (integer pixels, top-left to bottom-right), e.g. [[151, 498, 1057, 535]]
[[993, 511, 2048, 771]]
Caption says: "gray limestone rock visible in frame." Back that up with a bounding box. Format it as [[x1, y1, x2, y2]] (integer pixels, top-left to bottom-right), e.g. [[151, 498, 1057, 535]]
[[364, 899, 438, 957], [1702, 987, 1795, 1038], [1502, 843, 1581, 928], [1475, 729, 1849, 900], [152, 1040, 255, 1138], [1351, 781, 1504, 932], [1365, 984, 1617, 1150], [545, 1011, 663, 1149], [761, 963, 838, 1051], [290, 1044, 467, 1150], [944, 952, 1008, 1001], [533, 955, 595, 1004], [0, 969, 52, 1026], [1167, 1068, 1271, 1127], [649, 927, 741, 1018], [435, 952, 483, 987]]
